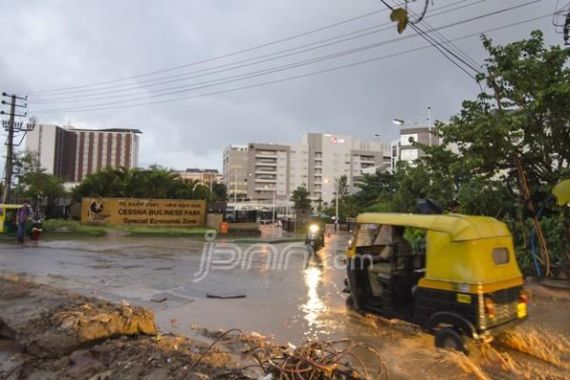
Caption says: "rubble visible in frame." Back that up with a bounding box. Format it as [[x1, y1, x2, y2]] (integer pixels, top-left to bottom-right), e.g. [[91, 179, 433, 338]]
[[0, 274, 156, 358], [0, 275, 388, 380]]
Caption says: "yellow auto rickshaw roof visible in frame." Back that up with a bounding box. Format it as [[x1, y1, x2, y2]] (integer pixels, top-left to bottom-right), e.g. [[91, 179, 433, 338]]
[[355, 213, 511, 242], [0, 204, 24, 209], [553, 179, 570, 206]]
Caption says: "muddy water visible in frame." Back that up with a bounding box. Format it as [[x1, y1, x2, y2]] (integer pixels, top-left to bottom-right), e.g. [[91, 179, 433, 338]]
[[0, 231, 567, 379], [0, 232, 363, 343]]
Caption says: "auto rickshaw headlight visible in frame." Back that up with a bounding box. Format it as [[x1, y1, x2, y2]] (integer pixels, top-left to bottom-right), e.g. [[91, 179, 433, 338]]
[[309, 224, 319, 233]]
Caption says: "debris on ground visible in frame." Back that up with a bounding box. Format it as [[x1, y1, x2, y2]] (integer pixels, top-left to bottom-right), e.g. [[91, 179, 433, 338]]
[[0, 275, 388, 379], [206, 293, 247, 299], [0, 274, 156, 358], [150, 294, 168, 303]]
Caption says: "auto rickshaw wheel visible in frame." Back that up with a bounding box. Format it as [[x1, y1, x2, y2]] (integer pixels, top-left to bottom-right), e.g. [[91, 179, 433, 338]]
[[435, 327, 466, 353]]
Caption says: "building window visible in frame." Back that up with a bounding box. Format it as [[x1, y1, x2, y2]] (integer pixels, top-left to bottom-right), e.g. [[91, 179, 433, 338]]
[[400, 149, 419, 161], [400, 133, 418, 146]]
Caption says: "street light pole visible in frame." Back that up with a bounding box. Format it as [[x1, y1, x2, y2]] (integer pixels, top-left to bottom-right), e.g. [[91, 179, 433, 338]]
[[427, 106, 432, 146], [335, 178, 339, 232], [234, 168, 238, 204], [272, 189, 276, 225]]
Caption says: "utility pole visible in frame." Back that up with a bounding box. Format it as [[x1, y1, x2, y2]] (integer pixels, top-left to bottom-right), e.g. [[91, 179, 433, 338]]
[[272, 189, 276, 225], [234, 168, 238, 204], [1, 92, 28, 204], [335, 178, 339, 232], [427, 106, 432, 146]]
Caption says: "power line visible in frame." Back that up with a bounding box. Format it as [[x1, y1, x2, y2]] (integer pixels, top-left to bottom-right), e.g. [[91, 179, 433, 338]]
[[395, 0, 481, 70], [31, 1, 542, 108], [28, 8, 392, 95], [381, 0, 541, 78], [31, 13, 550, 115], [31, 0, 483, 102], [31, 1, 488, 107]]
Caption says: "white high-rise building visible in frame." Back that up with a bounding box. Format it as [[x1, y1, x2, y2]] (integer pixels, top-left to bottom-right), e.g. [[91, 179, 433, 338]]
[[223, 145, 249, 201], [223, 133, 390, 204]]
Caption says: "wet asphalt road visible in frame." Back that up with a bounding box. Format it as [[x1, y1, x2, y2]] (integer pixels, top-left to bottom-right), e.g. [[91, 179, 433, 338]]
[[3, 230, 565, 379], [0, 230, 365, 344]]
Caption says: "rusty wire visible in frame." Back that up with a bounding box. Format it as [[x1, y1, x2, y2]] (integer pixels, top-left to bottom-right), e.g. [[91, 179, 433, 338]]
[[186, 329, 390, 379]]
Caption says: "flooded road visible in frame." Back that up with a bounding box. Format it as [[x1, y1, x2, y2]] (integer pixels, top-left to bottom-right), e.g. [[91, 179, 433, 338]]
[[0, 232, 358, 343], [0, 230, 568, 379]]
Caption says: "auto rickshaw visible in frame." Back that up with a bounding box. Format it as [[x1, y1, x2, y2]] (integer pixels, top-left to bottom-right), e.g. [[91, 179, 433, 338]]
[[345, 213, 528, 352], [0, 204, 23, 233]]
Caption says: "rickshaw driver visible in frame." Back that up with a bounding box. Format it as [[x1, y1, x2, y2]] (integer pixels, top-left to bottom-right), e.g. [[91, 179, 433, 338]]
[[368, 226, 413, 297]]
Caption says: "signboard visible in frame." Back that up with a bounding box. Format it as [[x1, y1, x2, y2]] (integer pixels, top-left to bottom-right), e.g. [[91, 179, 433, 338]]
[[81, 198, 206, 226]]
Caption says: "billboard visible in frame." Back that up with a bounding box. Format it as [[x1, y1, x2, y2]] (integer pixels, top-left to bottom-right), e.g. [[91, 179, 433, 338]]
[[81, 198, 206, 227]]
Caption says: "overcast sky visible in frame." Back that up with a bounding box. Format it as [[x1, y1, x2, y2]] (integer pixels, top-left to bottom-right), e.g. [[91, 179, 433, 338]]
[[0, 0, 562, 170]]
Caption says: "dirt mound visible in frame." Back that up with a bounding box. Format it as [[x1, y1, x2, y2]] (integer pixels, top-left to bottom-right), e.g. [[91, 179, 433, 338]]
[[0, 275, 388, 380], [0, 274, 156, 358]]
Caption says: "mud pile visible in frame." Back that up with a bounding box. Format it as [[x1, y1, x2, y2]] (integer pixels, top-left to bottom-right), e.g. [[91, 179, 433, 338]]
[[0, 275, 387, 379], [0, 274, 156, 359]]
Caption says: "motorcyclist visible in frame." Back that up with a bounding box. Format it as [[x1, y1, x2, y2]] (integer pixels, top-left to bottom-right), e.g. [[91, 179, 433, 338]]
[[305, 215, 326, 248]]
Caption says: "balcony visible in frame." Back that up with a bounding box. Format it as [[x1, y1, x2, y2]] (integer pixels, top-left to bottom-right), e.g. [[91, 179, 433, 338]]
[[255, 151, 277, 158], [255, 178, 277, 183], [256, 160, 277, 166], [255, 168, 277, 175], [360, 156, 376, 163]]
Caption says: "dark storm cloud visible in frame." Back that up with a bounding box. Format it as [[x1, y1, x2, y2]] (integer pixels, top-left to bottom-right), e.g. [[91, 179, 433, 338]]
[[0, 0, 560, 169]]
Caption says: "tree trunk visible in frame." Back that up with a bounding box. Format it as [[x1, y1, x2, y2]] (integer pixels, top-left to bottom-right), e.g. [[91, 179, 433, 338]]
[[514, 155, 550, 276], [488, 74, 551, 276]]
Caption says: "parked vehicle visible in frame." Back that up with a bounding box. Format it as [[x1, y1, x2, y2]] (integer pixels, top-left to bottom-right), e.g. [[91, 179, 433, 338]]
[[344, 213, 528, 353]]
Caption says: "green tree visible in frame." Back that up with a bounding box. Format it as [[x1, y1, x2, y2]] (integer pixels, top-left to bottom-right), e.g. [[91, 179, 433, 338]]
[[439, 31, 570, 275], [337, 175, 350, 198], [211, 182, 228, 201], [72, 166, 213, 201], [13, 153, 66, 216], [290, 186, 311, 211], [353, 172, 397, 209]]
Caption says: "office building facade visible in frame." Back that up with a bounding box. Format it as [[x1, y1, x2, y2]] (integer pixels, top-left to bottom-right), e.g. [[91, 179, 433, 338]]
[[223, 145, 249, 201], [178, 168, 223, 184], [25, 124, 141, 182], [224, 133, 390, 204], [391, 126, 440, 170]]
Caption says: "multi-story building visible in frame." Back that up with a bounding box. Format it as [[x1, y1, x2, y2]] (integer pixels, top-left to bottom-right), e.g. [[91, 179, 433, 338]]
[[304, 133, 390, 202], [391, 126, 439, 170], [246, 143, 290, 202], [223, 133, 391, 204], [178, 168, 223, 185], [25, 124, 141, 182], [223, 145, 249, 201], [25, 124, 78, 181]]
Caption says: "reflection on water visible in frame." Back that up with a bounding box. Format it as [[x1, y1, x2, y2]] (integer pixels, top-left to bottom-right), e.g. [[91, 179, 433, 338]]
[[301, 265, 326, 338]]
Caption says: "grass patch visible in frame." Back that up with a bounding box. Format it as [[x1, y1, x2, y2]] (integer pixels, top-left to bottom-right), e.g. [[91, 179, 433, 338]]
[[42, 219, 107, 236], [42, 219, 211, 237]]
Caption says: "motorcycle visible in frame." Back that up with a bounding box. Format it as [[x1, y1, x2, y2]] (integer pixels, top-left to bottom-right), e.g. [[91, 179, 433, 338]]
[[305, 223, 324, 255]]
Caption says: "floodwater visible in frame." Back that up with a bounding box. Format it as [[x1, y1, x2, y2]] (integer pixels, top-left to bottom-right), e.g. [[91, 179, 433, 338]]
[[0, 228, 568, 379], [0, 230, 359, 343]]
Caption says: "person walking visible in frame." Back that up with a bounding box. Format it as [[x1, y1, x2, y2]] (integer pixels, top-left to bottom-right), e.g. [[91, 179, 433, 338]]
[[16, 200, 32, 243], [30, 208, 44, 244]]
